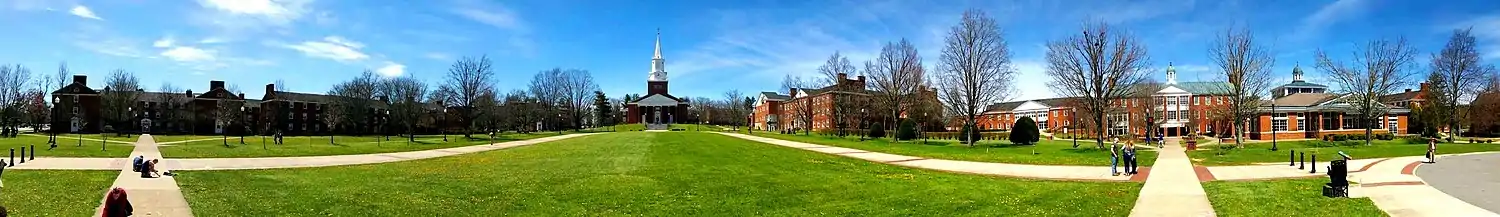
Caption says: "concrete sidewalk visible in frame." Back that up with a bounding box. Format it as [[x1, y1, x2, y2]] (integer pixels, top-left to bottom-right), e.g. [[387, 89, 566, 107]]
[[713, 132, 1134, 181], [1128, 138, 1216, 217], [97, 134, 194, 216], [1355, 156, 1498, 217]]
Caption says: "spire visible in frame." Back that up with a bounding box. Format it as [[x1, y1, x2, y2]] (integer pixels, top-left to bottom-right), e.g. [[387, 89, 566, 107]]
[[653, 28, 663, 60], [1165, 62, 1177, 85], [1292, 62, 1304, 82]]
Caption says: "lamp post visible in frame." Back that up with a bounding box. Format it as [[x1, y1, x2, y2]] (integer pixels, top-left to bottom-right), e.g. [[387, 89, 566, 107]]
[[922, 112, 928, 144], [1271, 97, 1278, 151], [441, 108, 448, 142], [859, 108, 867, 141], [102, 87, 110, 150], [557, 113, 563, 135]]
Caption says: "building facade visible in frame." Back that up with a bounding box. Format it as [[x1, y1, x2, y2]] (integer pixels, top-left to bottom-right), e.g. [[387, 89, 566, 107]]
[[751, 72, 939, 133], [625, 31, 690, 124], [49, 76, 391, 136], [969, 64, 1410, 140]]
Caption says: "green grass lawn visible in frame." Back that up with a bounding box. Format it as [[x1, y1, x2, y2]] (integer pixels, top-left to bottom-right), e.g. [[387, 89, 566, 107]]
[[0, 170, 117, 216], [1204, 178, 1386, 217], [1187, 140, 1500, 166], [158, 133, 575, 158], [747, 132, 1158, 166], [177, 132, 1143, 216], [4, 134, 136, 158]]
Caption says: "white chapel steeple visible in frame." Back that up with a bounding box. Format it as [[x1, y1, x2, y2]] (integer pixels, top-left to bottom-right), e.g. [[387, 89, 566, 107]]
[[649, 29, 668, 81]]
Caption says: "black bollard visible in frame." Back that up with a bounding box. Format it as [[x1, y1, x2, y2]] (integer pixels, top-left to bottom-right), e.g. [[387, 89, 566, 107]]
[[8, 148, 12, 167], [19, 147, 24, 163], [1300, 152, 1306, 170], [29, 145, 34, 160], [1290, 151, 1297, 166], [1311, 155, 1318, 173]]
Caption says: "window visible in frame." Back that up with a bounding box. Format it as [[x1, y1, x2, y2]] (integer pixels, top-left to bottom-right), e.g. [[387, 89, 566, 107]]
[[1387, 116, 1400, 132], [1183, 111, 1192, 121], [1156, 97, 1164, 106], [1194, 97, 1200, 105], [1295, 113, 1306, 131], [1165, 96, 1175, 106], [1167, 111, 1177, 120], [1342, 116, 1359, 129], [1272, 113, 1289, 131], [1179, 96, 1189, 105], [1217, 97, 1224, 105]]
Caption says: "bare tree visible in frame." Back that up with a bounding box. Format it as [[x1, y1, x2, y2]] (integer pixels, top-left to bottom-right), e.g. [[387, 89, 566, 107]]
[[1316, 38, 1418, 146], [817, 52, 867, 137], [779, 74, 802, 95], [1429, 28, 1497, 142], [562, 69, 599, 130], [275, 79, 288, 92], [1130, 80, 1165, 140], [214, 90, 246, 145], [723, 90, 745, 130], [0, 64, 31, 136], [792, 89, 815, 135], [101, 69, 140, 135], [157, 83, 186, 132], [815, 52, 858, 87], [54, 62, 69, 90], [1208, 27, 1276, 148], [935, 9, 1016, 145], [437, 55, 496, 137], [869, 39, 927, 130], [382, 77, 427, 141], [1044, 22, 1151, 149]]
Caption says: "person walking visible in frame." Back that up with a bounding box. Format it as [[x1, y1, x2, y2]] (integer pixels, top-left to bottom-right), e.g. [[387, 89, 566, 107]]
[[1124, 141, 1138, 175], [1427, 138, 1438, 163], [1110, 137, 1120, 176]]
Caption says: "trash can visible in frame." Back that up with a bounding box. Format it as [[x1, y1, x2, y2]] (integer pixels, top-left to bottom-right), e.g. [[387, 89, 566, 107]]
[[1323, 160, 1349, 198]]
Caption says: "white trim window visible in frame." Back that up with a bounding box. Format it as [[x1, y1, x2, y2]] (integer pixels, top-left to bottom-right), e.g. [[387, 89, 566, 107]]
[[1194, 97, 1200, 105], [1387, 116, 1399, 132], [1167, 111, 1177, 120], [1295, 113, 1306, 131], [1272, 113, 1289, 131], [1178, 96, 1189, 105]]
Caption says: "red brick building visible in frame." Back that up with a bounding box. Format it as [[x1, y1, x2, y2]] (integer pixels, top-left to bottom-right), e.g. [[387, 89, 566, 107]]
[[51, 76, 390, 136], [752, 73, 938, 132], [625, 31, 689, 125], [49, 75, 102, 133]]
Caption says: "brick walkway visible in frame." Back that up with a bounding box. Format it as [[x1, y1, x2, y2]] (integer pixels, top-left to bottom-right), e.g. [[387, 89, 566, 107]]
[[1354, 155, 1498, 217]]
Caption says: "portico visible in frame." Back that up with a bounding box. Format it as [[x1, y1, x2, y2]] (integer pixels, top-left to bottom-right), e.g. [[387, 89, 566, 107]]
[[625, 29, 690, 125]]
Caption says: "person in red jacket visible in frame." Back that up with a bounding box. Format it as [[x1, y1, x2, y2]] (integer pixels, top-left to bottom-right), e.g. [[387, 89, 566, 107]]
[[102, 187, 132, 217]]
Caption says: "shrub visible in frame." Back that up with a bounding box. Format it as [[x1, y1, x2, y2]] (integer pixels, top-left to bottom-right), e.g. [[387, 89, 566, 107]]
[[896, 119, 918, 140], [1009, 117, 1040, 145], [959, 123, 980, 143], [868, 122, 886, 138], [1402, 136, 1428, 144]]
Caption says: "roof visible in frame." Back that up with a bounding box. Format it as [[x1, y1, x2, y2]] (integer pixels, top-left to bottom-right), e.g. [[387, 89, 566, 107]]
[[1171, 82, 1233, 95], [629, 93, 685, 103], [983, 97, 1078, 113], [1271, 93, 1340, 107], [50, 82, 99, 95], [137, 91, 194, 104], [1380, 91, 1421, 102], [268, 91, 338, 103], [1275, 80, 1329, 89], [760, 92, 790, 101]]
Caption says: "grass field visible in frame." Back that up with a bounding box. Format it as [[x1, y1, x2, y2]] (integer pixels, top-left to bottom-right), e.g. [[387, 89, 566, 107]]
[[158, 133, 575, 158], [1187, 140, 1500, 166], [0, 170, 117, 216], [747, 132, 1159, 166], [1203, 178, 1386, 217], [3, 134, 135, 158], [177, 132, 1143, 216]]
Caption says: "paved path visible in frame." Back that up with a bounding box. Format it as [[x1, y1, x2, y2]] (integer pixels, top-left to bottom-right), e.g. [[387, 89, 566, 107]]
[[1355, 154, 1498, 217], [13, 133, 595, 171], [97, 134, 194, 216], [20, 133, 134, 144], [1414, 152, 1500, 214], [1128, 137, 1216, 217], [714, 132, 1134, 181]]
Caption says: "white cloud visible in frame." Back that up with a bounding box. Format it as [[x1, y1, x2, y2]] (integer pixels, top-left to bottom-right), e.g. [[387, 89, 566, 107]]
[[449, 0, 533, 57], [1294, 0, 1366, 40], [1011, 59, 1054, 101], [423, 52, 451, 60], [160, 46, 217, 62], [375, 62, 405, 77], [153, 36, 176, 48], [69, 5, 102, 20], [278, 36, 369, 62], [192, 0, 313, 36], [322, 36, 363, 48], [198, 0, 302, 17], [1460, 15, 1500, 60], [452, 8, 525, 32], [198, 37, 228, 44]]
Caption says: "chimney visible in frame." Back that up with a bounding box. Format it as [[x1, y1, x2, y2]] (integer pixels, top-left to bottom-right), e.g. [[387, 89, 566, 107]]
[[72, 75, 87, 85], [186, 90, 194, 97], [789, 88, 797, 97], [210, 80, 225, 90], [238, 93, 245, 99], [1405, 89, 1411, 93], [837, 73, 848, 81], [1420, 82, 1430, 92], [266, 83, 276, 93]]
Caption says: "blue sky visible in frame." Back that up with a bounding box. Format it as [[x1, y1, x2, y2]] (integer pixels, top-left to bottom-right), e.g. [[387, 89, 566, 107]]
[[1, 0, 1498, 102]]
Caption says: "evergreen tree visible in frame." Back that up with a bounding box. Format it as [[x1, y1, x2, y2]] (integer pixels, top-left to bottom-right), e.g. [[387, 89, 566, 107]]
[[593, 91, 611, 127], [1010, 117, 1039, 145]]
